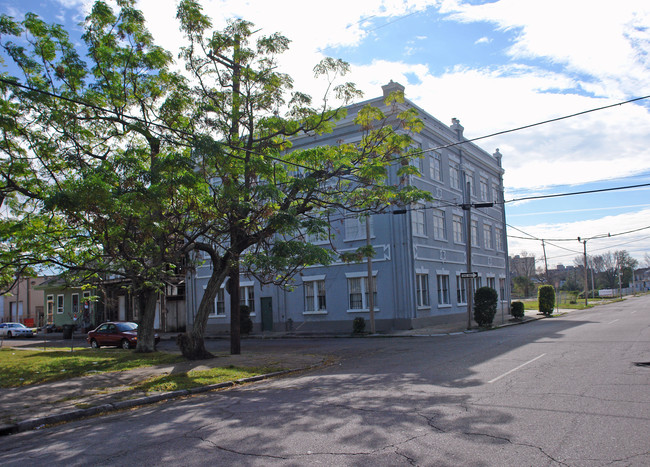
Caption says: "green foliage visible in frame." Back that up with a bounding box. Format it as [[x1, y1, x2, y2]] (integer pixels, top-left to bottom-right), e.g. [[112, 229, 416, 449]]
[[352, 317, 366, 334], [538, 284, 555, 316], [240, 305, 253, 335], [473, 286, 498, 327], [511, 301, 525, 319]]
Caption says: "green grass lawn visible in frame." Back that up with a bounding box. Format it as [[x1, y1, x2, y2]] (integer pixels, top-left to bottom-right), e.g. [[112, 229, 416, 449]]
[[131, 365, 281, 394], [0, 348, 183, 388]]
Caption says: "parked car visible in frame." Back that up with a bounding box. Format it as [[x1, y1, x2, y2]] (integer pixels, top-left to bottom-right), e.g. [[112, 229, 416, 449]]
[[86, 321, 159, 349], [0, 322, 36, 338]]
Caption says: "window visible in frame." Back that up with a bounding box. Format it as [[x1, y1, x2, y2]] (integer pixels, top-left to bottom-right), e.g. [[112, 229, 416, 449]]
[[471, 220, 478, 245], [46, 295, 54, 324], [71, 293, 79, 317], [495, 227, 503, 251], [480, 178, 489, 200], [216, 288, 226, 316], [57, 295, 64, 314], [473, 276, 482, 291], [487, 277, 496, 290], [348, 276, 377, 311], [453, 215, 464, 243], [456, 275, 467, 304], [483, 224, 492, 249], [437, 274, 450, 305], [499, 278, 506, 300], [345, 216, 372, 240], [240, 285, 255, 314], [449, 163, 460, 189], [432, 209, 446, 240], [492, 184, 499, 203], [412, 205, 426, 236], [416, 274, 430, 307], [304, 279, 327, 313], [430, 153, 442, 181]]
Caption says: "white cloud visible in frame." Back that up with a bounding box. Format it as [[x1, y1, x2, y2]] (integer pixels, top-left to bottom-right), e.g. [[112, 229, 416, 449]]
[[507, 208, 650, 268], [474, 36, 491, 45]]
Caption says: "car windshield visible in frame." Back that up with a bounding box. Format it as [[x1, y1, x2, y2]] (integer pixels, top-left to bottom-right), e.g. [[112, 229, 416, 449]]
[[115, 322, 138, 332], [11, 323, 27, 329]]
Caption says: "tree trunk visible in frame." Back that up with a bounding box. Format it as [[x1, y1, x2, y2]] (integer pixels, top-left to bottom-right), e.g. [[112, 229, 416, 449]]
[[135, 287, 158, 353], [229, 260, 241, 355], [177, 268, 227, 360]]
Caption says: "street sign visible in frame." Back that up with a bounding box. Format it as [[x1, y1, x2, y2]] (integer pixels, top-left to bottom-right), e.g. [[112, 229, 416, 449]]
[[460, 272, 478, 279]]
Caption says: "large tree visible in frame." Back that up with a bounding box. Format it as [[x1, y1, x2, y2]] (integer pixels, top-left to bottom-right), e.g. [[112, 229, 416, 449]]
[[175, 0, 430, 359], [0, 0, 199, 351]]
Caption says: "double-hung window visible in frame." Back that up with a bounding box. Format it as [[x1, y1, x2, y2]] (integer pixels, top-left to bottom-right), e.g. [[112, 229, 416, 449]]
[[437, 274, 450, 305], [483, 224, 492, 249], [495, 227, 503, 251], [449, 163, 460, 189], [416, 274, 430, 307], [430, 153, 442, 181], [240, 285, 255, 314], [456, 275, 467, 304], [304, 277, 327, 313], [480, 178, 489, 201], [453, 215, 464, 243], [347, 275, 377, 311], [345, 216, 372, 241], [57, 295, 64, 314], [432, 209, 446, 240], [471, 220, 478, 245], [412, 205, 426, 236]]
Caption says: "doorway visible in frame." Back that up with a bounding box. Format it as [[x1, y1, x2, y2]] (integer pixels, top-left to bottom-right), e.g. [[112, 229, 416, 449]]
[[260, 297, 273, 331]]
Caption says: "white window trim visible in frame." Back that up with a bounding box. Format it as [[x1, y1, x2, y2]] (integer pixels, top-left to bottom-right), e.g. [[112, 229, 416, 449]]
[[346, 272, 379, 313], [56, 294, 64, 314], [415, 273, 431, 309], [303, 276, 327, 315]]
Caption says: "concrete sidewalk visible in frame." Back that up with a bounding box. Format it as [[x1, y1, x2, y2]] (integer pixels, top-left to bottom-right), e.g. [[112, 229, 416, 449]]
[[0, 309, 554, 437]]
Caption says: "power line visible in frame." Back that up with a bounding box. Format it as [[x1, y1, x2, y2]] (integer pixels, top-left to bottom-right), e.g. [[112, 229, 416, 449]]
[[504, 183, 650, 204], [410, 94, 650, 158]]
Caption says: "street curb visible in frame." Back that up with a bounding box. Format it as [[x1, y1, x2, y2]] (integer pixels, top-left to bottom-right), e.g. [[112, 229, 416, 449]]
[[0, 367, 315, 437]]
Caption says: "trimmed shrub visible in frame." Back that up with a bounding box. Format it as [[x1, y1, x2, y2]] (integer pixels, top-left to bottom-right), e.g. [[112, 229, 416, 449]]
[[511, 301, 525, 319], [240, 305, 253, 334], [352, 317, 366, 334], [474, 287, 498, 327], [538, 285, 555, 316]]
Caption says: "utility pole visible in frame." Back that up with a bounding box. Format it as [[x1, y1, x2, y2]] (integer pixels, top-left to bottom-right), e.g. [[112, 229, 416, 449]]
[[542, 240, 549, 284], [578, 237, 588, 306], [461, 180, 494, 330], [366, 216, 375, 334], [463, 181, 473, 330]]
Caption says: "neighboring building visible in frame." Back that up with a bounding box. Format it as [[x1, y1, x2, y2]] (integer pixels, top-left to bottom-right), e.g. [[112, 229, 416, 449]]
[[509, 255, 536, 278], [0, 276, 50, 327], [186, 81, 510, 333], [36, 277, 186, 332], [632, 267, 650, 293]]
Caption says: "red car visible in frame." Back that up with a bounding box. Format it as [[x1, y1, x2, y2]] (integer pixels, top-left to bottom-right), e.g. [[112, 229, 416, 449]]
[[86, 321, 159, 349]]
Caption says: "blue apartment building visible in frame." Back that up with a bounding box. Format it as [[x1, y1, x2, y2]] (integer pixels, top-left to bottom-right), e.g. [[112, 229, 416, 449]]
[[186, 81, 510, 333]]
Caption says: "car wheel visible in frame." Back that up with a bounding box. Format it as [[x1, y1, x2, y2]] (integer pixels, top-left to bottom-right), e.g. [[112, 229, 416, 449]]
[[7, 331, 12, 338], [121, 339, 131, 350], [90, 339, 100, 349]]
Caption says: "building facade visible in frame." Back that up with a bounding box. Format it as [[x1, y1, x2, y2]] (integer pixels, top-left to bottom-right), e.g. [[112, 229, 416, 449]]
[[0, 276, 49, 326], [186, 82, 510, 333]]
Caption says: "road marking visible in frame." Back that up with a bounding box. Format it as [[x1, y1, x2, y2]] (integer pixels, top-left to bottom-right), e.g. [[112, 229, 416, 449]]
[[488, 354, 546, 384], [607, 319, 620, 325], [631, 310, 638, 314]]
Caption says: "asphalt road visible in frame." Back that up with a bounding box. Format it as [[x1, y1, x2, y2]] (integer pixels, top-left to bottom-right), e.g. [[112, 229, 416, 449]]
[[2, 296, 649, 466]]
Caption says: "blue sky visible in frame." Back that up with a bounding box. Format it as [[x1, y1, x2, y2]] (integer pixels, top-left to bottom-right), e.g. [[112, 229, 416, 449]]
[[2, 0, 650, 269]]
